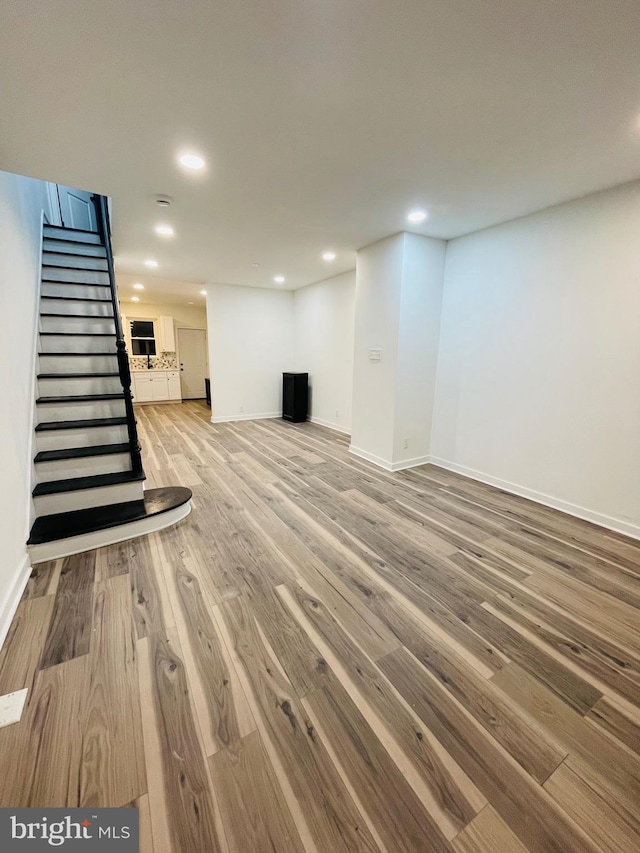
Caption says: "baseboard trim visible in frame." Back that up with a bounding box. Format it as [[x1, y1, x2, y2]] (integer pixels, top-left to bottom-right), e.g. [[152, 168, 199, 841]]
[[25, 215, 47, 549], [211, 412, 280, 424], [349, 445, 394, 470], [391, 454, 432, 472], [309, 416, 351, 436], [430, 456, 640, 541], [349, 445, 432, 472], [134, 399, 183, 406], [0, 555, 32, 653]]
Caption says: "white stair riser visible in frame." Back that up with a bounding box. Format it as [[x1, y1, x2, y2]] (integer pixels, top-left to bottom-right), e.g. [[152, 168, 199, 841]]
[[40, 315, 116, 334], [40, 334, 116, 353], [36, 424, 130, 452], [42, 268, 109, 285], [37, 399, 126, 421], [43, 227, 101, 244], [38, 354, 118, 373], [40, 298, 113, 318], [33, 480, 144, 515], [42, 239, 106, 257], [38, 376, 123, 396], [41, 282, 111, 300], [36, 452, 131, 482], [43, 252, 108, 271]]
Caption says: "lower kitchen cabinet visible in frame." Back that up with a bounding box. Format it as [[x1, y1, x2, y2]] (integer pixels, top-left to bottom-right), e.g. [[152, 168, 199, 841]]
[[132, 370, 182, 403], [168, 373, 181, 400]]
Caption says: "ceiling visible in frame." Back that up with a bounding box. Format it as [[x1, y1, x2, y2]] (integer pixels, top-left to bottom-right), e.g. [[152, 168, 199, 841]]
[[2, 0, 640, 291], [117, 273, 208, 307]]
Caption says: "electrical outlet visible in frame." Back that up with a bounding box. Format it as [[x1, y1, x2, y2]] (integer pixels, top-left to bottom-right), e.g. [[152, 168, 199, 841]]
[[335, 409, 339, 418], [0, 688, 28, 729], [239, 405, 244, 413], [402, 437, 408, 450]]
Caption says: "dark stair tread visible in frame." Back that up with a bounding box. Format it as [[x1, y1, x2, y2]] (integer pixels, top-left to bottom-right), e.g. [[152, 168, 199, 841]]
[[33, 469, 145, 497], [42, 238, 103, 248], [40, 332, 116, 336], [36, 416, 128, 432], [41, 284, 110, 290], [42, 264, 108, 272], [37, 393, 124, 403], [42, 279, 109, 286], [42, 252, 107, 261], [40, 312, 115, 319], [38, 372, 120, 379], [39, 351, 117, 356], [35, 443, 130, 463], [28, 486, 191, 545], [44, 225, 101, 235], [41, 295, 112, 303], [43, 239, 104, 247]]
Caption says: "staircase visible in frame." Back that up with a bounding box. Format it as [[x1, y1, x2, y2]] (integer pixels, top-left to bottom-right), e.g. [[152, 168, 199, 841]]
[[27, 197, 191, 562]]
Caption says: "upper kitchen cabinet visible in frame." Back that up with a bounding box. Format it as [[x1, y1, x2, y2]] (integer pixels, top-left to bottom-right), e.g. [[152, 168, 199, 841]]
[[158, 315, 175, 352]]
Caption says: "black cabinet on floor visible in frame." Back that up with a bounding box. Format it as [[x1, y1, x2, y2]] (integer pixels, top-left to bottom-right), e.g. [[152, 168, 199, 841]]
[[282, 372, 308, 423]]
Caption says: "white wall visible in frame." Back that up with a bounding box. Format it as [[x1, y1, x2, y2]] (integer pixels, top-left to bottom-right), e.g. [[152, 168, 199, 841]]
[[432, 179, 640, 536], [351, 234, 405, 463], [206, 283, 294, 422], [393, 233, 446, 465], [351, 233, 446, 469], [0, 170, 52, 643], [293, 270, 355, 433]]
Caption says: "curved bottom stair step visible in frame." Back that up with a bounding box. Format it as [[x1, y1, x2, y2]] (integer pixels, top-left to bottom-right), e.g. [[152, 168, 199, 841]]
[[28, 486, 192, 562]]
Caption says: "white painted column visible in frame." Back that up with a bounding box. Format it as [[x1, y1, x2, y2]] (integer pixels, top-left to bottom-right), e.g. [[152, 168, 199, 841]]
[[350, 232, 446, 470]]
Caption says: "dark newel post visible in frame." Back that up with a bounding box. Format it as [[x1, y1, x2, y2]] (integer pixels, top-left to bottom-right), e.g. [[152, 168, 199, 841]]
[[92, 194, 143, 475]]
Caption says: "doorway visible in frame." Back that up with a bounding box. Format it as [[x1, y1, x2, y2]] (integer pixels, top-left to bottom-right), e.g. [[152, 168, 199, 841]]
[[56, 185, 98, 230], [177, 328, 207, 399]]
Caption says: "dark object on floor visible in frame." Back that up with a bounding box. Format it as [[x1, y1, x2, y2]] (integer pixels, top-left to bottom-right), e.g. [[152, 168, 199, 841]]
[[282, 372, 308, 423]]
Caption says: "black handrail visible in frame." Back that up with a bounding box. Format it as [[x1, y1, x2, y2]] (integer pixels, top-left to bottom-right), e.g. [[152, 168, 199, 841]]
[[92, 194, 143, 475]]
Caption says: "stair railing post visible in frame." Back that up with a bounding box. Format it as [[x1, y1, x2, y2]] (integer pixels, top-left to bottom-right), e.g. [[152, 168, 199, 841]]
[[91, 194, 143, 475]]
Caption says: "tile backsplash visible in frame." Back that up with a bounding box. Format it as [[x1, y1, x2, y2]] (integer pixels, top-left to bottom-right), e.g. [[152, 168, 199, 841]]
[[130, 352, 178, 370]]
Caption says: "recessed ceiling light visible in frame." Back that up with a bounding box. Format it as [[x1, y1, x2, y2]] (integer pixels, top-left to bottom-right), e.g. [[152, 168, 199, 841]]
[[322, 251, 336, 261], [155, 224, 174, 237], [200, 290, 207, 295], [251, 263, 260, 268], [188, 301, 194, 305], [144, 259, 158, 268], [274, 275, 285, 283], [131, 296, 140, 302], [179, 153, 205, 170], [133, 282, 144, 290], [407, 210, 427, 223]]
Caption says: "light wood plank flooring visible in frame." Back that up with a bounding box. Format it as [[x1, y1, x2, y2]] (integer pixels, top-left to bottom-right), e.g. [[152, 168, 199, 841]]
[[1, 401, 639, 852]]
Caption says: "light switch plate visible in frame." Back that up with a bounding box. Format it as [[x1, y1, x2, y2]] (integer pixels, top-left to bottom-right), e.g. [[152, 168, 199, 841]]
[[0, 688, 28, 729], [369, 348, 382, 361]]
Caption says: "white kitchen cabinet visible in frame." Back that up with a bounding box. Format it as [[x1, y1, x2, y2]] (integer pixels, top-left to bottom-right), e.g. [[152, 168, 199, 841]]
[[134, 374, 153, 402], [151, 374, 169, 400], [158, 316, 175, 352], [132, 370, 181, 403], [167, 370, 181, 400]]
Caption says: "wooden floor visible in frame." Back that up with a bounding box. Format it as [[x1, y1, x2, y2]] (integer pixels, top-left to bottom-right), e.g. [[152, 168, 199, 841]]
[[1, 401, 640, 852]]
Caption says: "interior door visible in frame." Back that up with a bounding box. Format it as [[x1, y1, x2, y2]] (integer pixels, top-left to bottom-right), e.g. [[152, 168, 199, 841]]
[[56, 185, 98, 231], [177, 328, 207, 399]]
